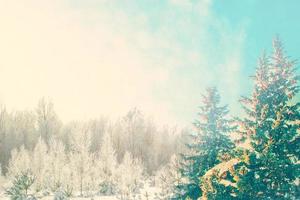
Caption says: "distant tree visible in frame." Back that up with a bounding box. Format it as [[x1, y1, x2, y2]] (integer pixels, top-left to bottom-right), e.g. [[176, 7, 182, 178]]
[[0, 109, 38, 175], [7, 146, 31, 179], [44, 139, 67, 193], [69, 127, 94, 196], [155, 154, 183, 199], [117, 151, 144, 199], [121, 108, 145, 158], [88, 118, 108, 152], [36, 98, 61, 145], [31, 138, 47, 192], [97, 131, 118, 195], [0, 108, 10, 174], [175, 87, 235, 199]]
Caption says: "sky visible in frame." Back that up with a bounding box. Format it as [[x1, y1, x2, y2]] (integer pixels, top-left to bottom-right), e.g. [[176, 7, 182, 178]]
[[0, 0, 299, 126]]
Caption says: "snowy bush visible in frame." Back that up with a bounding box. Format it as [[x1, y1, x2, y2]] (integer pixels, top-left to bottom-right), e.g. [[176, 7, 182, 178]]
[[53, 189, 70, 200], [6, 171, 36, 200]]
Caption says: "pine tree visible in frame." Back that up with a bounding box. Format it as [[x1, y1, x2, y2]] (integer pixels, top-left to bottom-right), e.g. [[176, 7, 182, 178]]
[[235, 39, 300, 199], [175, 87, 235, 199]]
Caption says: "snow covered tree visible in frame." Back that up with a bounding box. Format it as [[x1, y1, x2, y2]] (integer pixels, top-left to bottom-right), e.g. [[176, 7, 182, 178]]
[[201, 172, 237, 200], [175, 87, 235, 199], [0, 163, 7, 187], [44, 139, 67, 193], [6, 170, 36, 200], [155, 154, 183, 199], [235, 39, 300, 199], [117, 151, 144, 199], [36, 98, 61, 145], [97, 131, 118, 195], [200, 157, 241, 200], [69, 128, 94, 197], [7, 146, 31, 179], [31, 138, 47, 192]]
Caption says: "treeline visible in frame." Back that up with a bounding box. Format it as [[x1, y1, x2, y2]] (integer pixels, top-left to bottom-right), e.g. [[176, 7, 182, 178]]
[[0, 102, 189, 198], [0, 100, 187, 176], [155, 39, 299, 200]]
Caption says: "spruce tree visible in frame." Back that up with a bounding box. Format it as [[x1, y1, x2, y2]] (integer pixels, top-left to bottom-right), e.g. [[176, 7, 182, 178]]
[[175, 87, 235, 199], [235, 39, 300, 199]]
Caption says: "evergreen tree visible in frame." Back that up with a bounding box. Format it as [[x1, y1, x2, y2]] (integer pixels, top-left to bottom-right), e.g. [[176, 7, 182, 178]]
[[235, 39, 300, 199], [175, 87, 235, 199], [200, 157, 240, 200], [201, 173, 237, 200]]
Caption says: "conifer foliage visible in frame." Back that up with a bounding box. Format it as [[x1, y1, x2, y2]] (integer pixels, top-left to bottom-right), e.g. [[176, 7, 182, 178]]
[[175, 87, 235, 199], [6, 170, 36, 200], [235, 38, 300, 199]]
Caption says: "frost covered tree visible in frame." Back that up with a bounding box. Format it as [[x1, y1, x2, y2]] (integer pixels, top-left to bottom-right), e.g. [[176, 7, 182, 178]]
[[69, 128, 94, 197], [97, 131, 118, 195], [155, 154, 183, 199], [36, 98, 61, 145], [31, 138, 47, 192], [7, 146, 31, 179], [175, 87, 235, 199], [235, 39, 300, 199], [44, 139, 67, 193], [0, 163, 6, 186], [117, 151, 144, 199], [0, 109, 38, 174], [6, 170, 36, 200]]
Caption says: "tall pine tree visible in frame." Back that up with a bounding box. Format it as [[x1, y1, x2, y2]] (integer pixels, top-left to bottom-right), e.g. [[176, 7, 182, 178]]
[[175, 87, 235, 199], [235, 38, 300, 199]]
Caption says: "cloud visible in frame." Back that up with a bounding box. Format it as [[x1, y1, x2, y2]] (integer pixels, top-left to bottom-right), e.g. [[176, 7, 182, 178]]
[[0, 0, 246, 126], [0, 0, 169, 121]]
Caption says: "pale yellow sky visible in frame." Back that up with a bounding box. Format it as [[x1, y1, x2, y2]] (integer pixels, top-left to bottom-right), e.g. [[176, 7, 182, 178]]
[[0, 0, 246, 126], [0, 0, 175, 124]]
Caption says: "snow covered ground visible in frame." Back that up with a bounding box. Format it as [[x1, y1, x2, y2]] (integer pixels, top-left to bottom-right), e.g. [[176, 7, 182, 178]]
[[0, 180, 160, 200]]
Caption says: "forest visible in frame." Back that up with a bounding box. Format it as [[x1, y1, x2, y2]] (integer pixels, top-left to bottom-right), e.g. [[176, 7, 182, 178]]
[[0, 39, 299, 200]]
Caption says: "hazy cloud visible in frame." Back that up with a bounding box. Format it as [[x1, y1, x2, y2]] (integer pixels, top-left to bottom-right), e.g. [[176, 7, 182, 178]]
[[0, 0, 246, 126]]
